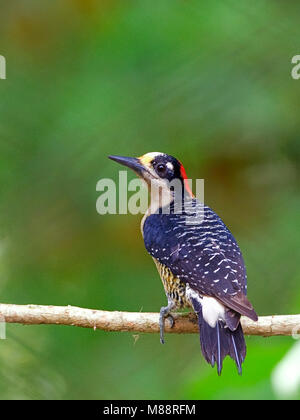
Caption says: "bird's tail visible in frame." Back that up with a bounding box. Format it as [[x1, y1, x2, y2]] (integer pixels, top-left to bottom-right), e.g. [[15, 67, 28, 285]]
[[189, 294, 246, 375], [199, 315, 246, 375]]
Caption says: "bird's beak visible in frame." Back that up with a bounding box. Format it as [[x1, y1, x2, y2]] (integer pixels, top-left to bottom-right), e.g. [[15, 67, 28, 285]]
[[108, 155, 146, 177]]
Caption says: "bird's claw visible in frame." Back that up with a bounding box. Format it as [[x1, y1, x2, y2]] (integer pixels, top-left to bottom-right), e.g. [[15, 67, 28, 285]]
[[159, 310, 175, 344], [167, 314, 175, 329]]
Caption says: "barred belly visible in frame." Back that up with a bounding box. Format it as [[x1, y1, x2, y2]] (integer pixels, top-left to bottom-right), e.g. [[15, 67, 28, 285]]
[[153, 258, 191, 309]]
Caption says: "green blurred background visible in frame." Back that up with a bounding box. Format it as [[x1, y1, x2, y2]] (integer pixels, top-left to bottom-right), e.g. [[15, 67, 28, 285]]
[[0, 0, 300, 400]]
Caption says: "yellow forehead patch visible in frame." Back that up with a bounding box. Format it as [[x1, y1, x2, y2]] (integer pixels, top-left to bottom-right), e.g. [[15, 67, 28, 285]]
[[139, 152, 164, 167]]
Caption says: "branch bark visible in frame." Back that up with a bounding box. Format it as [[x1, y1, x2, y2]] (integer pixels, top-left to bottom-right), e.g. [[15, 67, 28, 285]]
[[0, 304, 299, 337]]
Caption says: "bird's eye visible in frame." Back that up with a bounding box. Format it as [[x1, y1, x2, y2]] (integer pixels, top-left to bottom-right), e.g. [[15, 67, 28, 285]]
[[156, 163, 167, 175]]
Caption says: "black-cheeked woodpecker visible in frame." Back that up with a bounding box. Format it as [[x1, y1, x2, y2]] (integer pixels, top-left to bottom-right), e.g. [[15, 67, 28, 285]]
[[109, 152, 258, 375]]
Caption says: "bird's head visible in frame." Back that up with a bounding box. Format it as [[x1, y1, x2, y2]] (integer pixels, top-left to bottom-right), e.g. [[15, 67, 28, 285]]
[[108, 152, 194, 199]]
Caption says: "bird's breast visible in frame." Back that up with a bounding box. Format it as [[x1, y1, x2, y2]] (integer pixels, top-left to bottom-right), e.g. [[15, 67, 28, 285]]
[[152, 258, 191, 309]]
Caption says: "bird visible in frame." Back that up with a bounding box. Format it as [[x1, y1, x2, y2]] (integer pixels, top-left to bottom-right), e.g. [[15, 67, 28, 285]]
[[109, 152, 258, 375]]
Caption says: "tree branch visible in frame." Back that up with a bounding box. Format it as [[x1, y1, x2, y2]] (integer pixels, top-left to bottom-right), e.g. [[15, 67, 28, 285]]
[[0, 304, 299, 337]]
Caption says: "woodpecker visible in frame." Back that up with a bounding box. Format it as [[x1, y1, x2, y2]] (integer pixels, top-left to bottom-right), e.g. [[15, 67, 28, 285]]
[[109, 152, 258, 375]]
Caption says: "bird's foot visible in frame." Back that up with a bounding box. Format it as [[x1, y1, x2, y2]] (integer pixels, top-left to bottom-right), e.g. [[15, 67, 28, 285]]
[[159, 306, 175, 345]]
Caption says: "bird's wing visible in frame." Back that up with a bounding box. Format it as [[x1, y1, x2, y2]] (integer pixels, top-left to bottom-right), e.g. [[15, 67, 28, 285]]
[[143, 200, 257, 321]]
